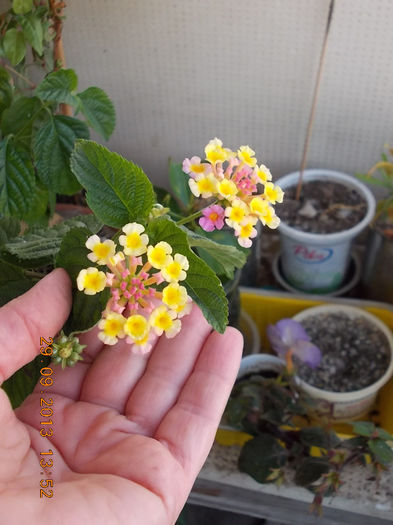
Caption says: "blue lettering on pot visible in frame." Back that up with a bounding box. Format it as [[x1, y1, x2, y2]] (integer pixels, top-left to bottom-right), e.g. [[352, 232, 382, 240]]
[[292, 245, 333, 264]]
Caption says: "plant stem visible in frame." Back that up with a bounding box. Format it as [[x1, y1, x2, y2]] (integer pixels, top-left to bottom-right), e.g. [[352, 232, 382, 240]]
[[2, 63, 36, 88], [295, 0, 336, 201], [176, 209, 203, 226]]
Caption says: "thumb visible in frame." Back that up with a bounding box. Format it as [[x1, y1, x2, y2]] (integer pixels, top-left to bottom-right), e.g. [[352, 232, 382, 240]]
[[0, 269, 71, 384]]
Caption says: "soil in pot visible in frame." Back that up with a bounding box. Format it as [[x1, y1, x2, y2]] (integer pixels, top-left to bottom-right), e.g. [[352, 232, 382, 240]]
[[277, 181, 367, 234], [297, 312, 391, 392]]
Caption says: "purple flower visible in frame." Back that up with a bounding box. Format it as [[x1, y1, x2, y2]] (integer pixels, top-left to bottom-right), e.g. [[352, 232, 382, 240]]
[[266, 318, 321, 369], [199, 204, 225, 232]]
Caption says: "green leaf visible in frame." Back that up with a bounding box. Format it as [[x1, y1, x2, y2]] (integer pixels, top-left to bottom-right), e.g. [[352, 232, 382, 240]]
[[33, 115, 89, 194], [55, 227, 110, 334], [0, 66, 13, 117], [0, 137, 35, 218], [238, 434, 288, 483], [185, 227, 247, 279], [19, 13, 43, 55], [0, 258, 33, 306], [147, 218, 228, 333], [168, 161, 191, 208], [0, 217, 20, 245], [3, 28, 26, 65], [2, 354, 48, 409], [1, 96, 43, 139], [294, 457, 330, 487], [375, 428, 393, 442], [77, 86, 115, 140], [2, 215, 102, 268], [368, 439, 393, 465], [70, 139, 155, 228], [12, 0, 33, 14], [23, 184, 49, 225], [299, 427, 341, 450], [35, 68, 79, 106], [352, 421, 376, 437]]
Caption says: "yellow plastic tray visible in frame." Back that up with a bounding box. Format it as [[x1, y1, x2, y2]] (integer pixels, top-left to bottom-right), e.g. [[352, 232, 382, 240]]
[[217, 288, 393, 445]]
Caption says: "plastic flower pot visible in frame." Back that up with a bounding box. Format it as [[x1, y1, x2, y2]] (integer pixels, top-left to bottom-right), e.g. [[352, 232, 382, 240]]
[[293, 304, 393, 421], [238, 353, 284, 379], [276, 170, 376, 293]]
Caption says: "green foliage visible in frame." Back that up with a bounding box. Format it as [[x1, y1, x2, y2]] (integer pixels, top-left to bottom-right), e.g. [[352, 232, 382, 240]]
[[3, 28, 26, 65], [70, 140, 155, 228], [0, 67, 13, 117], [3, 354, 49, 409], [77, 86, 116, 140], [239, 434, 288, 483], [35, 68, 79, 106], [33, 115, 89, 194], [19, 12, 43, 55], [168, 161, 191, 208], [147, 217, 228, 333], [12, 0, 33, 15], [0, 258, 34, 306]]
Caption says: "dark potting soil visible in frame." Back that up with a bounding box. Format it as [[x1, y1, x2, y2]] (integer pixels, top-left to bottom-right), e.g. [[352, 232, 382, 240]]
[[297, 313, 391, 392], [276, 181, 367, 234]]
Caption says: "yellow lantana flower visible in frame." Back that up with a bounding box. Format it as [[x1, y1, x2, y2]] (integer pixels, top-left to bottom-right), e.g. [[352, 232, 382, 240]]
[[264, 182, 284, 204], [119, 222, 149, 256], [124, 314, 149, 341], [98, 313, 126, 345], [188, 173, 218, 198], [161, 254, 189, 283], [77, 267, 107, 295], [249, 196, 270, 218], [150, 306, 181, 338], [234, 218, 258, 248], [86, 235, 116, 265], [217, 179, 238, 200], [261, 205, 281, 229], [204, 137, 231, 165], [255, 164, 272, 183], [237, 146, 257, 168], [147, 242, 172, 269], [162, 282, 188, 310], [225, 199, 249, 228]]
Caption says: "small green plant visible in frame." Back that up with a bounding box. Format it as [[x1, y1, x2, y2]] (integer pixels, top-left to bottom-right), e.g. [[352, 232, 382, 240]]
[[357, 146, 393, 237], [225, 357, 393, 514], [0, 0, 115, 224]]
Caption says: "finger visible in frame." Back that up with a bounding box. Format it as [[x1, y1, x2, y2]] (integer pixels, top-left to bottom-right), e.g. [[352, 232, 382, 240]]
[[155, 327, 242, 485], [124, 306, 212, 433], [0, 269, 71, 384]]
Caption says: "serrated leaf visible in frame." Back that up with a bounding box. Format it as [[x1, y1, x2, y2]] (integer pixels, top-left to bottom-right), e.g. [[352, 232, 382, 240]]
[[19, 13, 43, 55], [77, 86, 115, 140], [185, 227, 247, 278], [147, 217, 228, 333], [55, 227, 109, 334], [33, 115, 89, 194], [299, 426, 340, 450], [238, 434, 288, 483], [23, 184, 49, 225], [0, 137, 35, 217], [1, 96, 42, 139], [368, 439, 393, 465], [294, 457, 330, 487], [168, 161, 191, 208], [352, 421, 376, 437], [12, 0, 33, 14], [0, 217, 20, 245], [35, 68, 79, 106], [70, 139, 155, 228], [0, 66, 13, 117], [3, 28, 26, 65], [2, 215, 102, 268], [2, 354, 48, 408], [0, 258, 33, 306]]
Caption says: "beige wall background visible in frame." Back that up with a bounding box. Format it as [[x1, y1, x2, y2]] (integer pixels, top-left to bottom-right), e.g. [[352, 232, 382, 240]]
[[62, 0, 392, 187]]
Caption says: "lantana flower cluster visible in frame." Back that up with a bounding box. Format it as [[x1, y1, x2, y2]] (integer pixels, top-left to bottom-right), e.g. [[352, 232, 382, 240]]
[[182, 138, 284, 248], [76, 223, 192, 353]]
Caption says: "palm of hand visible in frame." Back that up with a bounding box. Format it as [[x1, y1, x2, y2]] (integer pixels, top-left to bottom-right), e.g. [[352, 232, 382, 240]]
[[0, 270, 242, 525]]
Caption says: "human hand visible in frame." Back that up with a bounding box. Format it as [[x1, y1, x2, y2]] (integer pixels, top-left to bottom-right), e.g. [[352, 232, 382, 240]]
[[0, 269, 242, 525]]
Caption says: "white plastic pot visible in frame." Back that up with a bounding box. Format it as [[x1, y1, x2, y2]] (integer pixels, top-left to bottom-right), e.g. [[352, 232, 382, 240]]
[[276, 170, 376, 293], [238, 354, 284, 379], [293, 304, 393, 421]]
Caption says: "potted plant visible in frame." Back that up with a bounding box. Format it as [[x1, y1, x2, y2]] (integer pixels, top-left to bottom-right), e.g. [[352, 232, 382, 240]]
[[357, 147, 393, 303], [275, 169, 375, 294], [0, 0, 115, 225], [0, 137, 281, 406], [268, 306, 393, 421]]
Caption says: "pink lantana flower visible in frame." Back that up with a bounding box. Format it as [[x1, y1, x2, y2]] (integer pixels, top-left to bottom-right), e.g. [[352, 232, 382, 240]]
[[199, 204, 225, 232]]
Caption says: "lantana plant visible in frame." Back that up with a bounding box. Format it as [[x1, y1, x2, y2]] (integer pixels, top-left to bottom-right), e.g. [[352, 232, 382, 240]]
[[1, 137, 282, 406]]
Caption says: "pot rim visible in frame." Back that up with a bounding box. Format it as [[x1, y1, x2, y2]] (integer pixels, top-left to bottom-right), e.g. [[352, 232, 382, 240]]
[[276, 169, 376, 244], [293, 304, 393, 402]]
